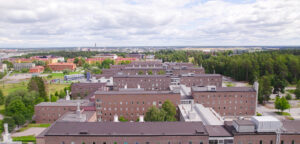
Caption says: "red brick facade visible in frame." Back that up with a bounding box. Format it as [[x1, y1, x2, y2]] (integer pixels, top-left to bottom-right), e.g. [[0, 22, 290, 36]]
[[192, 90, 256, 116], [48, 63, 76, 71], [95, 91, 181, 121]]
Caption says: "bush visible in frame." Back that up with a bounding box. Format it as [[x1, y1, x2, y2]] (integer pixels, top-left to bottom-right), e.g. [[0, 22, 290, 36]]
[[286, 94, 292, 100], [256, 112, 262, 116]]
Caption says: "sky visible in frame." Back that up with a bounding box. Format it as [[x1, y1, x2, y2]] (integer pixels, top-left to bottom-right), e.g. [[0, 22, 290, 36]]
[[0, 0, 300, 48]]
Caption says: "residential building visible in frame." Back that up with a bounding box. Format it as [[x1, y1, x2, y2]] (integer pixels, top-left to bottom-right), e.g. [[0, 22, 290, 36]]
[[29, 66, 44, 73], [48, 63, 76, 71], [13, 63, 35, 71]]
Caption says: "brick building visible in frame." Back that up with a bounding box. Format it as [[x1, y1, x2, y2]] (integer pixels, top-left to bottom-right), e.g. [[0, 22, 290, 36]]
[[113, 74, 222, 91], [29, 66, 44, 73], [95, 90, 181, 121], [37, 122, 209, 144], [192, 86, 257, 116], [71, 83, 107, 99], [48, 63, 76, 71], [36, 118, 300, 144], [34, 100, 95, 123]]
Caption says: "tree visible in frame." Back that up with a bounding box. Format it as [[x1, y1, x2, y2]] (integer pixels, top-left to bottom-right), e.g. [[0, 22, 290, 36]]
[[0, 89, 5, 105], [1, 117, 16, 132], [2, 60, 13, 70], [28, 76, 48, 101], [162, 100, 176, 121], [295, 80, 300, 99], [44, 66, 52, 73], [119, 116, 128, 122], [158, 70, 165, 75], [51, 95, 58, 102], [147, 70, 153, 75], [145, 106, 166, 121], [138, 70, 144, 75], [12, 114, 26, 126], [63, 69, 71, 75], [6, 99, 27, 116], [92, 68, 102, 74], [83, 63, 90, 70], [275, 96, 291, 113], [285, 93, 292, 100], [258, 76, 273, 104]]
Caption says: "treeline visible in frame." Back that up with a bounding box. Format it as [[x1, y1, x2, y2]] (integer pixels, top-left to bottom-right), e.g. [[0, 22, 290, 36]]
[[155, 50, 300, 103], [14, 51, 130, 59], [1, 76, 48, 132]]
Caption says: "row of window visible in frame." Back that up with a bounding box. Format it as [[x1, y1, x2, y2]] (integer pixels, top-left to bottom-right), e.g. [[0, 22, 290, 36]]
[[238, 140, 295, 144], [62, 141, 204, 144]]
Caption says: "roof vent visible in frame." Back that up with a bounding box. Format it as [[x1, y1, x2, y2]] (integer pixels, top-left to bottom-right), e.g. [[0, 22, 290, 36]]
[[79, 131, 88, 134]]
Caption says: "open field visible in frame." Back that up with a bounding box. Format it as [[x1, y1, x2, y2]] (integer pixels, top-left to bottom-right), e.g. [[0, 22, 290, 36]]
[[48, 83, 70, 95]]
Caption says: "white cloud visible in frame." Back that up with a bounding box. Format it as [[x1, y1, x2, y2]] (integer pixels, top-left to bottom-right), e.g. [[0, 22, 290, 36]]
[[0, 0, 299, 47]]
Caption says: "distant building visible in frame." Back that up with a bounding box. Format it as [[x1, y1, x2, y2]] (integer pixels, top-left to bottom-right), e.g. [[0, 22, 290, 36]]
[[29, 66, 44, 73], [71, 83, 107, 99], [0, 63, 7, 72], [13, 63, 35, 71], [48, 63, 76, 71], [64, 74, 85, 81]]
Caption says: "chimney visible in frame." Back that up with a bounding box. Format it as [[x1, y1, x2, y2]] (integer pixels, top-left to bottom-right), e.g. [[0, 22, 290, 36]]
[[66, 90, 70, 100], [76, 102, 81, 118], [139, 115, 144, 122], [114, 114, 119, 122]]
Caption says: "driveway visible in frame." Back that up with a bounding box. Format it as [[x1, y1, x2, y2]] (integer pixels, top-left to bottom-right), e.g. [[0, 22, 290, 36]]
[[12, 127, 46, 137]]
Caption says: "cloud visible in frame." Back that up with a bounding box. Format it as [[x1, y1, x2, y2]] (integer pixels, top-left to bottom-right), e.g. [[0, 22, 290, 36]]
[[0, 0, 299, 47]]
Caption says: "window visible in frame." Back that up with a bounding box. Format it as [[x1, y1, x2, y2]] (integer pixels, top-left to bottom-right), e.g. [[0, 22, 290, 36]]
[[292, 140, 295, 144], [260, 140, 262, 144], [200, 142, 203, 144], [189, 141, 192, 144], [270, 140, 273, 144], [103, 142, 106, 144], [61, 142, 65, 144], [281, 141, 284, 144]]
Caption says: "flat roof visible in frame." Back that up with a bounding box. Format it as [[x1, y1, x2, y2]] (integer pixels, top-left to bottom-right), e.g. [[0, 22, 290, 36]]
[[44, 122, 207, 136], [205, 125, 232, 137], [95, 90, 177, 95], [35, 100, 93, 107], [192, 86, 255, 92], [282, 120, 300, 134]]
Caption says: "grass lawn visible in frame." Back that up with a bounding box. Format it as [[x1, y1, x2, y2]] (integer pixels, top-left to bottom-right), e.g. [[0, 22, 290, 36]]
[[17, 123, 51, 132], [48, 83, 70, 95], [12, 135, 36, 143], [45, 71, 82, 80], [275, 111, 291, 116], [224, 82, 236, 87], [0, 81, 28, 96]]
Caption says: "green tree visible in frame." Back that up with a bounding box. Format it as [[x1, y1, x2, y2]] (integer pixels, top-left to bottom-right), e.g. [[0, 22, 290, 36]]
[[285, 93, 292, 100], [0, 89, 5, 105], [51, 95, 58, 102], [2, 60, 13, 70], [6, 99, 27, 116], [118, 116, 128, 122], [158, 70, 165, 75], [162, 100, 176, 121], [28, 76, 48, 101], [275, 96, 291, 113], [147, 70, 153, 75], [92, 68, 102, 74], [138, 70, 144, 75], [63, 69, 71, 75], [1, 117, 16, 132], [145, 106, 166, 121], [12, 114, 26, 126], [44, 66, 52, 73], [295, 80, 300, 99], [258, 76, 273, 104]]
